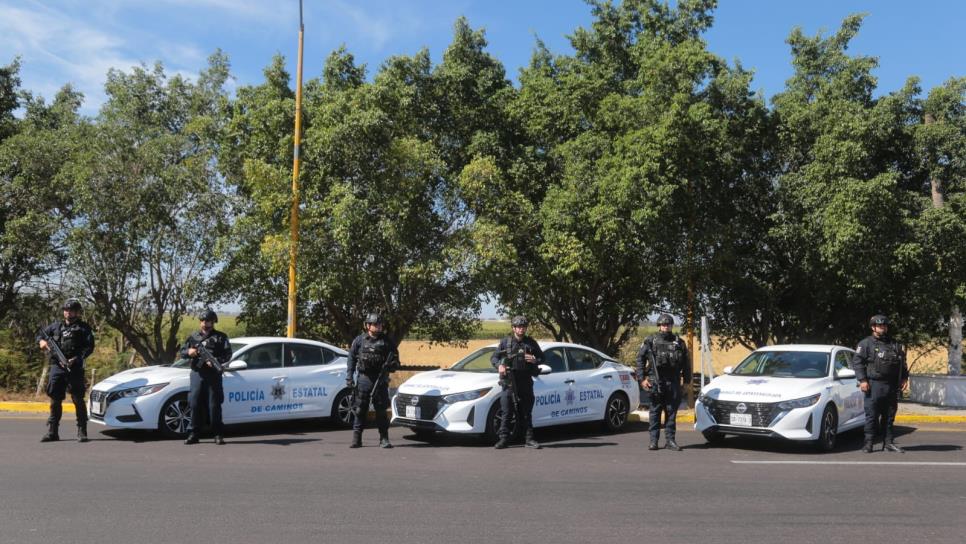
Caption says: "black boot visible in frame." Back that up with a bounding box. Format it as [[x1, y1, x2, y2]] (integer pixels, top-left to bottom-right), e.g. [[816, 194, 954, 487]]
[[862, 440, 874, 453], [648, 441, 659, 451], [214, 435, 225, 445], [41, 423, 59, 443], [666, 438, 681, 451], [884, 441, 904, 453], [184, 433, 199, 445], [379, 433, 393, 449], [524, 431, 541, 449], [350, 430, 362, 449], [77, 424, 89, 443], [494, 436, 509, 449]]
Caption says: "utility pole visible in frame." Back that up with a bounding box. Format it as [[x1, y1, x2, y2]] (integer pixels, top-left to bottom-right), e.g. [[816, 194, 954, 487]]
[[286, 0, 305, 338]]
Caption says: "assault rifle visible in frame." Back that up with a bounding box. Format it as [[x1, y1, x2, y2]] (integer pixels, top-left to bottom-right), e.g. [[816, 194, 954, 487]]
[[195, 337, 225, 373], [38, 327, 72, 372]]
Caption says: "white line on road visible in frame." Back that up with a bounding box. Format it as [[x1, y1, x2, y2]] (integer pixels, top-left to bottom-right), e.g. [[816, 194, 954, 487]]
[[732, 460, 966, 466]]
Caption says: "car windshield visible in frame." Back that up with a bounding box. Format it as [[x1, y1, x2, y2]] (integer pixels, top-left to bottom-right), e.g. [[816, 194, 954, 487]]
[[448, 347, 497, 372], [732, 350, 829, 379]]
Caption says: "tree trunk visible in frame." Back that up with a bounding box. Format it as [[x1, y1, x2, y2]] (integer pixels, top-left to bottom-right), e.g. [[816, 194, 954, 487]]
[[950, 306, 963, 376]]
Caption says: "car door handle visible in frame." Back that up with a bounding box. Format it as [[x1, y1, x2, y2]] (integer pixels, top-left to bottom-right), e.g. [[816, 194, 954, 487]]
[[603, 375, 613, 380], [564, 379, 575, 384]]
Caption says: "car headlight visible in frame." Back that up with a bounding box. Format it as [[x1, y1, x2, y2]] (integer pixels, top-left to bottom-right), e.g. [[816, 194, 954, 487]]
[[108, 383, 169, 402], [777, 393, 821, 410], [442, 388, 492, 404]]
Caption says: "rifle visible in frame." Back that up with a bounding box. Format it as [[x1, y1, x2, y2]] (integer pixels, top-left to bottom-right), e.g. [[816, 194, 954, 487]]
[[497, 344, 530, 431], [348, 355, 395, 425], [648, 352, 666, 425], [39, 327, 72, 372], [194, 336, 225, 373]]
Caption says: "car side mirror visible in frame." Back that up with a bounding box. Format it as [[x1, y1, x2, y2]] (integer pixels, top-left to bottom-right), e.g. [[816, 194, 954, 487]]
[[722, 366, 733, 375], [227, 360, 248, 371], [836, 368, 856, 379], [538, 364, 552, 375]]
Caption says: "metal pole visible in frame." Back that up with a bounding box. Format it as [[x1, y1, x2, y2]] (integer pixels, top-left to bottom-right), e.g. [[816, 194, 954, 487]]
[[286, 0, 305, 338]]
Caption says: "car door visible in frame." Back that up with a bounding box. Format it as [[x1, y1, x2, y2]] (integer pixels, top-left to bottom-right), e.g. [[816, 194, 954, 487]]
[[530, 347, 572, 427], [222, 342, 285, 423], [284, 343, 343, 418], [564, 347, 609, 422], [832, 349, 864, 427]]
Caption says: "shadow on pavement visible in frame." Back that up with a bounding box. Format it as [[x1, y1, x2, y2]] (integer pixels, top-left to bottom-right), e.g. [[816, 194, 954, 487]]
[[100, 418, 346, 443]]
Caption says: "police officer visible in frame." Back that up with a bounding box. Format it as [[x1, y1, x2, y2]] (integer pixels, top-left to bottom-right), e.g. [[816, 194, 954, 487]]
[[180, 309, 232, 445], [346, 313, 400, 449], [852, 315, 909, 453], [490, 316, 544, 450], [37, 299, 95, 443], [636, 314, 691, 451]]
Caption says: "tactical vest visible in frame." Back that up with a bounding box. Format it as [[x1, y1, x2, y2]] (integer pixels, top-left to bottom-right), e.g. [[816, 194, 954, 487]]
[[652, 335, 683, 370], [869, 340, 903, 380], [55, 321, 88, 359], [358, 336, 390, 373]]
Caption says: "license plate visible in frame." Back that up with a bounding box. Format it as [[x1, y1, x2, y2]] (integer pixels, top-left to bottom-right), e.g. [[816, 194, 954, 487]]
[[405, 405, 421, 419], [729, 412, 752, 426], [91, 399, 105, 416]]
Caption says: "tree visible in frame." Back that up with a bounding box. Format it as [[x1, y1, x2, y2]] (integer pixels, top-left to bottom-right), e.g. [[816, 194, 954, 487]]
[[459, 0, 769, 355], [66, 53, 232, 365]]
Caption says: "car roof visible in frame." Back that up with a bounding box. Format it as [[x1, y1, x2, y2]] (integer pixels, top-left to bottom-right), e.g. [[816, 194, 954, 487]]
[[232, 336, 348, 354], [754, 344, 850, 353]]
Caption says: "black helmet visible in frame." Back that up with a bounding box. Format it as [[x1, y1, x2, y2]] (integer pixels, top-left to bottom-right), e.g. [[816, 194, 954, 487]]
[[364, 313, 384, 326], [656, 314, 674, 326], [870, 314, 890, 327], [510, 316, 529, 327], [197, 308, 218, 323], [62, 298, 83, 312]]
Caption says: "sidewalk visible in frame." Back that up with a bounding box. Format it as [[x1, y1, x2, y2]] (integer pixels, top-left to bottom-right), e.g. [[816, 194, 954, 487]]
[[4, 399, 966, 423]]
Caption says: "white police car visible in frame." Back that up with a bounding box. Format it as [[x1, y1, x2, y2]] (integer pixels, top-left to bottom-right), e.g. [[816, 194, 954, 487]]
[[391, 342, 639, 441], [695, 344, 865, 451], [88, 337, 353, 438]]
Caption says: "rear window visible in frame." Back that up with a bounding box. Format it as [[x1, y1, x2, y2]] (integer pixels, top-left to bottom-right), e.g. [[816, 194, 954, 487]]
[[733, 351, 829, 378]]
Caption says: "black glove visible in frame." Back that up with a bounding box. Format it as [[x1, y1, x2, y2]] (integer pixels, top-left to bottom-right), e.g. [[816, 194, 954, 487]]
[[345, 378, 354, 388]]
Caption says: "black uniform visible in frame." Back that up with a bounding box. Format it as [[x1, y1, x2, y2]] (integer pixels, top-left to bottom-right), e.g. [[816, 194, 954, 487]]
[[490, 335, 544, 440], [180, 329, 232, 436], [851, 335, 908, 445], [346, 332, 400, 435], [38, 319, 95, 432], [636, 332, 691, 444]]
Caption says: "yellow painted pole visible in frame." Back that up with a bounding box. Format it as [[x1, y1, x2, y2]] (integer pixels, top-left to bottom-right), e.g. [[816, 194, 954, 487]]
[[287, 0, 305, 338]]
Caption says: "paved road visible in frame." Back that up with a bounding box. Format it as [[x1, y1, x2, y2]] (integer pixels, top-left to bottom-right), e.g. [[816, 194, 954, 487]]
[[2, 414, 964, 544]]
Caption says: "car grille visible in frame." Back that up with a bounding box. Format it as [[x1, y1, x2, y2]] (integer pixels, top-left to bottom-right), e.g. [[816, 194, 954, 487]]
[[394, 393, 443, 421], [90, 390, 107, 403], [705, 399, 779, 427]]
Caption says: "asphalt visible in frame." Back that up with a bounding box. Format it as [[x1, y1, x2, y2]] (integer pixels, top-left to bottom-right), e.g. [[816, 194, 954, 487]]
[[1, 416, 964, 544]]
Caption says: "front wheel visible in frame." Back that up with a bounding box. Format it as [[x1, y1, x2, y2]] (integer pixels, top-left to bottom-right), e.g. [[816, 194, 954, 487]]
[[158, 394, 191, 439], [331, 389, 354, 429], [814, 404, 838, 452], [601, 392, 630, 432]]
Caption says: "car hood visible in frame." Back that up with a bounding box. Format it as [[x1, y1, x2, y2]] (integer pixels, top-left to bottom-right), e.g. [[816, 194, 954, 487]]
[[397, 369, 498, 396], [701, 374, 825, 402], [94, 365, 189, 391]]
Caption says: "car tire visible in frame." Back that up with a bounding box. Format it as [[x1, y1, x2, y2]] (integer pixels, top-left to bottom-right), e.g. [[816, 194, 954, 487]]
[[702, 430, 725, 445], [814, 404, 838, 452], [485, 401, 518, 443], [158, 394, 191, 439], [601, 392, 630, 432], [331, 388, 354, 429]]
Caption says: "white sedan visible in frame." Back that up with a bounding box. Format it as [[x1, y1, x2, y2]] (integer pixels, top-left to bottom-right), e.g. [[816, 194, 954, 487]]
[[695, 344, 865, 451], [391, 341, 640, 441], [88, 337, 354, 438]]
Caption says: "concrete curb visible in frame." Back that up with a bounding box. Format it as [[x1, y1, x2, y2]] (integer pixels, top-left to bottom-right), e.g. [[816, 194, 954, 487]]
[[5, 401, 966, 424]]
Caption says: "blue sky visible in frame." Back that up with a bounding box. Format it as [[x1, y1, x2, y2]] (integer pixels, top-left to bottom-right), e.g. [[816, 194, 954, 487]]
[[2, 0, 963, 117]]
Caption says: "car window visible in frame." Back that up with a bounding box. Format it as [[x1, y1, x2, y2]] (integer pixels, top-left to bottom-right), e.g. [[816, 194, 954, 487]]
[[544, 348, 567, 374], [834, 350, 853, 374], [321, 348, 338, 364], [566, 348, 601, 371], [229, 341, 249, 355], [449, 347, 497, 372], [285, 343, 324, 367], [733, 350, 829, 378], [238, 343, 283, 370]]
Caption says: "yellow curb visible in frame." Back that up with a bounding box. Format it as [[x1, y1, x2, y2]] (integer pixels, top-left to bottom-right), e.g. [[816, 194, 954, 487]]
[[629, 409, 966, 424], [0, 401, 72, 414]]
